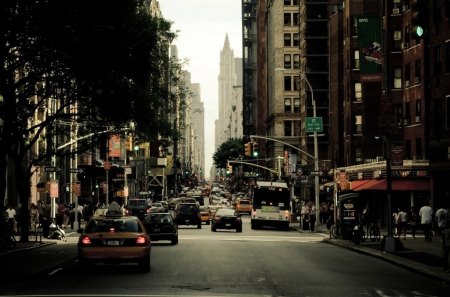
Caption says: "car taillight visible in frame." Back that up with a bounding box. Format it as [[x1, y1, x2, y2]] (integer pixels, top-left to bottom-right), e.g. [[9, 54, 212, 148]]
[[284, 210, 290, 219], [80, 236, 91, 246], [109, 227, 115, 233], [252, 210, 256, 218], [214, 216, 221, 223], [136, 235, 148, 245]]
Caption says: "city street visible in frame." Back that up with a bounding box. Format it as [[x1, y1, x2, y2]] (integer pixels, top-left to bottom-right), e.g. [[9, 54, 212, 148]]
[[0, 216, 449, 297]]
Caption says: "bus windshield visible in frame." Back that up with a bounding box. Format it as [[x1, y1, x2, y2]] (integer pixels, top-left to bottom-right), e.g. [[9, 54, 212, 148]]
[[252, 187, 290, 210]]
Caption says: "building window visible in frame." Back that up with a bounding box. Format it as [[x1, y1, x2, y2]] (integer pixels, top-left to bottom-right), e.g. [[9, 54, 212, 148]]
[[293, 120, 300, 136], [393, 67, 402, 89], [434, 45, 442, 75], [393, 30, 402, 50], [294, 76, 300, 91], [405, 102, 411, 125], [284, 33, 291, 47], [284, 121, 292, 136], [293, 98, 300, 113], [284, 98, 292, 113], [293, 13, 300, 26], [293, 54, 300, 69], [284, 54, 292, 69], [293, 33, 300, 47], [355, 148, 362, 163], [284, 13, 292, 26], [354, 50, 360, 69], [284, 76, 292, 91], [405, 63, 411, 87], [355, 115, 363, 134], [415, 100, 421, 122], [355, 83, 362, 101], [415, 59, 421, 84], [405, 140, 411, 159]]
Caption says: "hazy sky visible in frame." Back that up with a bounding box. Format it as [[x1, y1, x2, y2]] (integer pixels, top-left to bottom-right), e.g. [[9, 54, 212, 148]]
[[158, 0, 242, 179]]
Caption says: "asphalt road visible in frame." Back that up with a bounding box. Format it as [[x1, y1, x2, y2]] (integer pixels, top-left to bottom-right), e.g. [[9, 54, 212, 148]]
[[0, 216, 449, 297]]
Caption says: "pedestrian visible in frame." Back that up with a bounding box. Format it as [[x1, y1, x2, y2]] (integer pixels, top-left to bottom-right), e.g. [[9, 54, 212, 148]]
[[397, 207, 408, 240], [435, 205, 448, 239], [5, 205, 16, 234], [41, 203, 51, 238], [410, 206, 418, 239], [30, 203, 39, 233], [419, 201, 434, 242], [392, 208, 399, 236], [56, 202, 65, 228]]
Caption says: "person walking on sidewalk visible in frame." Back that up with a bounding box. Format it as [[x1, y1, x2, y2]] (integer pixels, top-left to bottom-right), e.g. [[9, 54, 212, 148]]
[[419, 201, 434, 242], [435, 205, 448, 239], [397, 208, 408, 240], [410, 206, 419, 239]]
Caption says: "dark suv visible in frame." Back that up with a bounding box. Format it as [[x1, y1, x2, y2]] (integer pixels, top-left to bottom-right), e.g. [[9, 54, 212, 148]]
[[174, 203, 202, 229], [126, 199, 150, 220]]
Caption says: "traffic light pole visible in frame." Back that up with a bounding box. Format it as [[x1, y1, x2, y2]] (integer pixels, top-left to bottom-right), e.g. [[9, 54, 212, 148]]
[[227, 160, 280, 179]]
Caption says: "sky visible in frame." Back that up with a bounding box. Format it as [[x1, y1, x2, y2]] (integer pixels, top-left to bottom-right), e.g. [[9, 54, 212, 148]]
[[157, 0, 243, 179]]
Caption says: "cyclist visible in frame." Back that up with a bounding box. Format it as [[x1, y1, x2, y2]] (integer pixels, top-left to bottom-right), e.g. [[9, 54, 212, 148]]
[[5, 205, 16, 234]]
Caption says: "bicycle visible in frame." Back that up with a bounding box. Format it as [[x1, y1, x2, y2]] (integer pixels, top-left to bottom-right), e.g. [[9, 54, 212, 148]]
[[368, 221, 381, 242]]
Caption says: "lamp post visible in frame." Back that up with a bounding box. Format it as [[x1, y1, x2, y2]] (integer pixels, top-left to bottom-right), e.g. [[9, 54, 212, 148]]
[[303, 76, 320, 232]]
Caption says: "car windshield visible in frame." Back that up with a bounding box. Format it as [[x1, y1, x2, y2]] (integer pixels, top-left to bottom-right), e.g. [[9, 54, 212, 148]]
[[216, 208, 235, 216], [146, 213, 172, 223], [153, 203, 162, 207], [239, 200, 250, 205], [85, 218, 141, 233], [128, 200, 147, 207], [179, 204, 197, 212]]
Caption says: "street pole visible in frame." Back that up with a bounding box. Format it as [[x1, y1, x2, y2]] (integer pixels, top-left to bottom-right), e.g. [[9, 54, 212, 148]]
[[303, 77, 320, 232]]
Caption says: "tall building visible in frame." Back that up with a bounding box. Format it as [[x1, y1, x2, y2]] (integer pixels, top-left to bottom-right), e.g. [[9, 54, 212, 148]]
[[215, 35, 243, 148]]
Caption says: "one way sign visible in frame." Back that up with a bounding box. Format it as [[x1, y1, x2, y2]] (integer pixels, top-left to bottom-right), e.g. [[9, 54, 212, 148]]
[[70, 168, 84, 174]]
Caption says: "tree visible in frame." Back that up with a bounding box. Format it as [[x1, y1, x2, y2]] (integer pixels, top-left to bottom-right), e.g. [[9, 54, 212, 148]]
[[213, 138, 244, 169], [0, 0, 176, 241]]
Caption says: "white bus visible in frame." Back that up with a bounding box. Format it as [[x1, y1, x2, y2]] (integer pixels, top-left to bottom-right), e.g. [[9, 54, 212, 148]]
[[250, 181, 291, 231]]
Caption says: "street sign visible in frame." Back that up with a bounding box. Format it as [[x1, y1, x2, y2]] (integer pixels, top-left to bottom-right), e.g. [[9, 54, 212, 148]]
[[306, 117, 323, 132], [44, 166, 61, 173], [70, 168, 84, 174], [124, 166, 132, 175], [50, 180, 59, 198]]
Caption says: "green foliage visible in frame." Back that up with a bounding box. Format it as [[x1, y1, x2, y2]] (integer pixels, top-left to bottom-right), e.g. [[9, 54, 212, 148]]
[[213, 138, 244, 168]]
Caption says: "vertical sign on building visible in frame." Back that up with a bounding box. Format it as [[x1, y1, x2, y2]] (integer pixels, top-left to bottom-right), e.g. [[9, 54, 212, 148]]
[[357, 16, 383, 82], [109, 135, 121, 158]]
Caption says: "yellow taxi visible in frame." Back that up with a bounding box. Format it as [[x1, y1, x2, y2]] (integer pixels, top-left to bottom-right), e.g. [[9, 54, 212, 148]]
[[77, 201, 151, 272], [234, 199, 252, 215], [199, 206, 211, 225]]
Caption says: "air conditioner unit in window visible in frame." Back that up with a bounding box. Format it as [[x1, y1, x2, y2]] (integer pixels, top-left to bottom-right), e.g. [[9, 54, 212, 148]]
[[401, 42, 409, 49], [405, 80, 410, 87], [415, 77, 420, 83], [392, 8, 400, 14], [403, 119, 409, 125], [415, 116, 421, 123]]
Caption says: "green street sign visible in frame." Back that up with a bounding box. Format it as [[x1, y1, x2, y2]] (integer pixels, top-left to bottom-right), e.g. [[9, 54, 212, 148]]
[[306, 117, 323, 132]]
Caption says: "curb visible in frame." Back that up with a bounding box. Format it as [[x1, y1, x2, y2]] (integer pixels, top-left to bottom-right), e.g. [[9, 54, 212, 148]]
[[0, 241, 56, 257]]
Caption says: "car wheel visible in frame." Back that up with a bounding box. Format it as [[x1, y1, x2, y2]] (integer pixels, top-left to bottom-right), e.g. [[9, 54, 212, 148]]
[[211, 225, 216, 232], [206, 220, 210, 225], [138, 255, 151, 272], [197, 222, 202, 229], [78, 258, 91, 267], [236, 227, 242, 233], [171, 236, 178, 245]]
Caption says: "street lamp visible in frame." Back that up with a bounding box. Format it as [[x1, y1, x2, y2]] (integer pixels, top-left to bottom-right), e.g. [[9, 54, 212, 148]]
[[303, 76, 320, 232]]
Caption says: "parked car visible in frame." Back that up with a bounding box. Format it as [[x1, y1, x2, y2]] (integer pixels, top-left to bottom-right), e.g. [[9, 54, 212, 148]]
[[143, 212, 178, 245], [174, 203, 202, 229], [126, 199, 151, 220], [77, 202, 151, 272], [199, 206, 211, 225], [211, 207, 242, 232]]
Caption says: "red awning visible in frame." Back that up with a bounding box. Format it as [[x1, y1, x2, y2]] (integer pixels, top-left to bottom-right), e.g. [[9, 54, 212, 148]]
[[352, 179, 431, 191], [350, 180, 372, 190]]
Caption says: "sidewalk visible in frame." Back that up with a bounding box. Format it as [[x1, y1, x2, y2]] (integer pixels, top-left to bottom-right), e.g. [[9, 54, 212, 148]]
[[290, 222, 450, 284], [0, 222, 84, 256]]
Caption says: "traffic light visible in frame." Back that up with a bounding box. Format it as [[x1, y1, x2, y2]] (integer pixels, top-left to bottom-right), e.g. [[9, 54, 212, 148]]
[[244, 142, 252, 157], [252, 142, 258, 158], [133, 137, 140, 151], [411, 0, 426, 42]]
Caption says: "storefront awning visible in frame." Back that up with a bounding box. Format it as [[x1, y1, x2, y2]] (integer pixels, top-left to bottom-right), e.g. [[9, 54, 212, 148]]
[[350, 180, 372, 190], [352, 179, 431, 191]]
